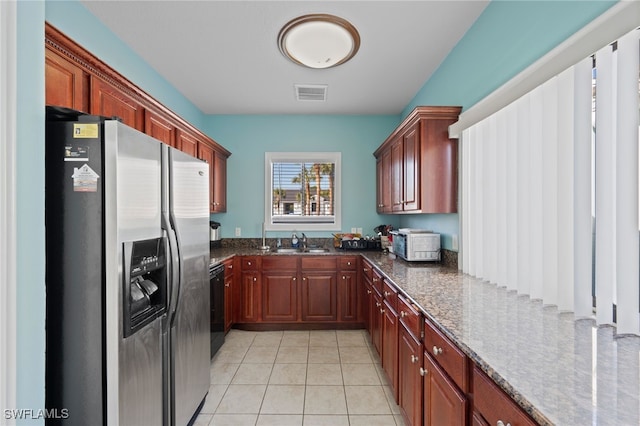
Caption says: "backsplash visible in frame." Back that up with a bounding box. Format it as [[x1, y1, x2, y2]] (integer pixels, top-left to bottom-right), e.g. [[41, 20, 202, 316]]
[[219, 238, 458, 269]]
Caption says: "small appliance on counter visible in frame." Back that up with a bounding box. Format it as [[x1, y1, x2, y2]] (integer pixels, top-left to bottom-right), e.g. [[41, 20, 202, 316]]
[[210, 221, 221, 248], [390, 229, 441, 261]]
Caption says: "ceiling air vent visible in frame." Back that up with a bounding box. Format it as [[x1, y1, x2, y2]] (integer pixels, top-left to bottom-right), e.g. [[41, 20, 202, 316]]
[[294, 84, 328, 101]]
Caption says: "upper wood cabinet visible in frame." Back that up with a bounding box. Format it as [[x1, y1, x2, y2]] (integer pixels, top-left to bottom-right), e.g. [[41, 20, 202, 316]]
[[374, 106, 462, 214], [90, 76, 144, 131], [45, 48, 89, 112], [45, 23, 231, 213]]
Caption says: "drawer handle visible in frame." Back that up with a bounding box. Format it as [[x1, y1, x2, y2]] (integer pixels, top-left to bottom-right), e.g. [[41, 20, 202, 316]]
[[432, 346, 443, 356], [363, 268, 369, 272], [410, 355, 418, 364], [400, 311, 407, 318], [383, 291, 390, 297], [367, 290, 372, 295], [373, 278, 378, 282], [419, 367, 427, 376]]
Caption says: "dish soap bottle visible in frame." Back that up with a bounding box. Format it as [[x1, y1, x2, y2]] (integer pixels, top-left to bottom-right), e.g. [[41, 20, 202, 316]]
[[291, 233, 299, 248]]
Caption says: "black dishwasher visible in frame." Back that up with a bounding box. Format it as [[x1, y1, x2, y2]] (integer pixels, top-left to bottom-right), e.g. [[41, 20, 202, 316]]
[[209, 263, 225, 358]]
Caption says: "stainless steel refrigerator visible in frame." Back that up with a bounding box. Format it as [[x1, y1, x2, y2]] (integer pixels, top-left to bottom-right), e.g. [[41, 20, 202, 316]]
[[45, 107, 210, 425]]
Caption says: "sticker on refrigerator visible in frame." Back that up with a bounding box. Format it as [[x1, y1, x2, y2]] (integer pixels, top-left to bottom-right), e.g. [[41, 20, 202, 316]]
[[73, 123, 99, 139], [72, 164, 100, 192], [64, 144, 89, 162]]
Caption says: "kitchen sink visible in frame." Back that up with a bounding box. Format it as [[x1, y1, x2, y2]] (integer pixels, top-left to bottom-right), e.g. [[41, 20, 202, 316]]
[[304, 248, 330, 253], [275, 248, 299, 253]]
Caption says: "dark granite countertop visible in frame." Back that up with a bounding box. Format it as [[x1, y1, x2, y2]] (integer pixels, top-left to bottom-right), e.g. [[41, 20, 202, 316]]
[[210, 248, 640, 425]]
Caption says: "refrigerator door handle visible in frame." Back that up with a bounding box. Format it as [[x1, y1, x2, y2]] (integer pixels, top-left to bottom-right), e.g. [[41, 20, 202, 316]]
[[163, 214, 180, 327]]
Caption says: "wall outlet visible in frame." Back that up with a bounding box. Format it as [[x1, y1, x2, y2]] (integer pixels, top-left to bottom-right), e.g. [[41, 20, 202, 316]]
[[351, 227, 357, 233], [235, 227, 241, 237], [356, 227, 362, 235], [451, 234, 459, 251]]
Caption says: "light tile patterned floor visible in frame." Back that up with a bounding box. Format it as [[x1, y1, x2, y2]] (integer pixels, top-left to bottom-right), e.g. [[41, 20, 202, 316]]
[[194, 329, 406, 426]]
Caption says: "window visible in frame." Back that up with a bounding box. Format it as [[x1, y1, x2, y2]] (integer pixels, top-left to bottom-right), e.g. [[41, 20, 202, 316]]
[[265, 152, 341, 231]]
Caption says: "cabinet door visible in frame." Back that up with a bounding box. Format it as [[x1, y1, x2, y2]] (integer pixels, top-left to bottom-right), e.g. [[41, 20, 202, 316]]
[[197, 142, 216, 212], [176, 129, 199, 157], [145, 109, 177, 147], [90, 77, 144, 131], [402, 123, 420, 211], [239, 272, 260, 322], [45, 48, 88, 112], [391, 138, 404, 212], [382, 299, 399, 401], [376, 149, 392, 213], [223, 262, 234, 332], [371, 290, 383, 356], [338, 271, 358, 322], [423, 352, 467, 426], [301, 272, 337, 321], [399, 324, 422, 426], [212, 151, 227, 212], [262, 272, 298, 322]]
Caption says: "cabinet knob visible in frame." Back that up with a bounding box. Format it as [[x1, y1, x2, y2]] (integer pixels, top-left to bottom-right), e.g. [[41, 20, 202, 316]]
[[253, 277, 257, 282], [292, 277, 296, 281], [432, 346, 443, 356], [383, 291, 390, 297], [380, 308, 384, 314], [228, 265, 233, 269], [496, 422, 511, 426], [419, 367, 427, 377], [375, 302, 381, 307], [373, 278, 378, 282], [225, 283, 230, 287], [411, 355, 418, 364], [342, 276, 346, 280], [367, 290, 372, 295], [347, 261, 352, 266], [363, 268, 369, 272], [400, 311, 407, 318], [247, 261, 252, 266]]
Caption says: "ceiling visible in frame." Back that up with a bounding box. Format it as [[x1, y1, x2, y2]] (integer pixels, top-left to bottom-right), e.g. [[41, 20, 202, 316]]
[[80, 1, 489, 115]]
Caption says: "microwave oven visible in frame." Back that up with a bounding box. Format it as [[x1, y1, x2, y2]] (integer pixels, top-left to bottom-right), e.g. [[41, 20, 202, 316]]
[[390, 229, 440, 262]]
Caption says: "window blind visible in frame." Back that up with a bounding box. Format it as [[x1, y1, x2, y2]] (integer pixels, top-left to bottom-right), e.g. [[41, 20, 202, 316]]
[[460, 27, 639, 335]]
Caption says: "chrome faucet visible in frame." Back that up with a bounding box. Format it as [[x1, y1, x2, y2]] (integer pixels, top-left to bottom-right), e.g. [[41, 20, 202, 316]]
[[301, 233, 308, 251]]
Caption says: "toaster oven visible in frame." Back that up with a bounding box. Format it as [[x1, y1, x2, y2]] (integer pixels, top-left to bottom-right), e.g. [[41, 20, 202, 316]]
[[390, 229, 440, 261]]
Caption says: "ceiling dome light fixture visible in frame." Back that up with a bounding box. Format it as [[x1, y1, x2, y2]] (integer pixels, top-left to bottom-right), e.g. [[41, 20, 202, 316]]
[[278, 14, 360, 69]]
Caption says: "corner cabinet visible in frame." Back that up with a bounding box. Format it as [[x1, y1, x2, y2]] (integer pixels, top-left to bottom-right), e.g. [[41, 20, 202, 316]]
[[374, 106, 461, 214], [45, 23, 231, 213]]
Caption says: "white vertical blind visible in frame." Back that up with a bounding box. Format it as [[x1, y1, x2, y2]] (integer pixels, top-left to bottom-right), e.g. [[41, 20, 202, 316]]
[[595, 44, 616, 326], [614, 29, 639, 335], [0, 0, 17, 422], [573, 56, 595, 319], [541, 77, 559, 305], [460, 27, 639, 335]]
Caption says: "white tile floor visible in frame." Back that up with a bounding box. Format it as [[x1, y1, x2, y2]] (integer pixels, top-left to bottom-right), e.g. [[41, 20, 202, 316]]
[[194, 329, 406, 426]]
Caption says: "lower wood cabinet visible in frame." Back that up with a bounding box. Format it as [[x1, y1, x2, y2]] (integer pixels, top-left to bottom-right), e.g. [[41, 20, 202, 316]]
[[239, 270, 261, 323], [472, 365, 537, 426], [382, 297, 399, 400], [223, 258, 235, 332], [262, 272, 298, 321], [423, 351, 467, 426], [301, 272, 337, 321], [398, 323, 423, 426]]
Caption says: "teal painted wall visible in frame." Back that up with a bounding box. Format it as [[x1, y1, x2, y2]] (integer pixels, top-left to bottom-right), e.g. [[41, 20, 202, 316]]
[[13, 0, 619, 418], [399, 0, 616, 249], [203, 115, 400, 239]]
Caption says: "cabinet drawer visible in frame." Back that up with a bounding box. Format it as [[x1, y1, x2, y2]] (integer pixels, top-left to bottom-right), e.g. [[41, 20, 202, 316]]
[[382, 280, 398, 312], [241, 256, 260, 271], [301, 256, 337, 270], [397, 294, 421, 341], [424, 317, 468, 392], [222, 258, 235, 276], [372, 269, 384, 294], [361, 258, 374, 280], [339, 256, 358, 271], [262, 256, 298, 270], [473, 366, 537, 426]]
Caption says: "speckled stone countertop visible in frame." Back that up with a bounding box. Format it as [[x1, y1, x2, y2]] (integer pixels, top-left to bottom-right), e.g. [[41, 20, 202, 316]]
[[210, 247, 640, 425]]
